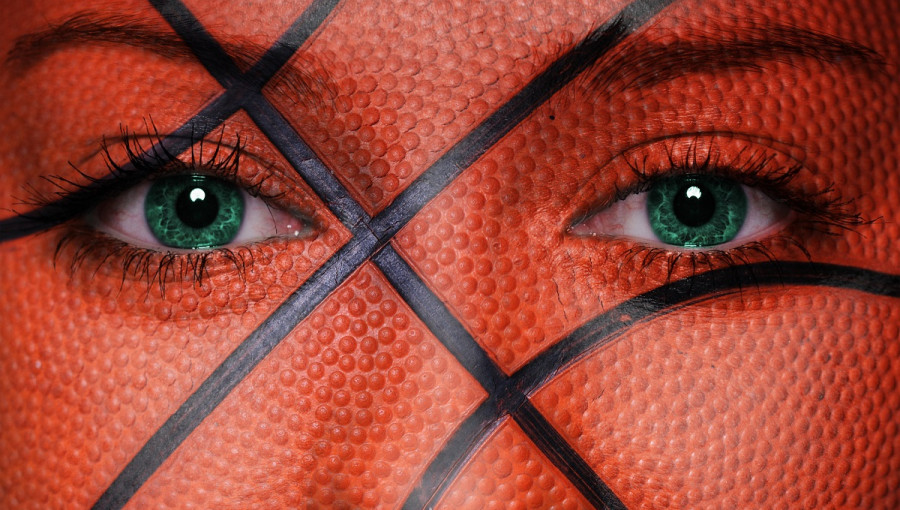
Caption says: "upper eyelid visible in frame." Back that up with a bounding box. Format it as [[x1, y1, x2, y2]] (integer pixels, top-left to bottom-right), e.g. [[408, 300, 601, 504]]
[[566, 133, 870, 242], [78, 132, 273, 170], [594, 130, 807, 185], [559, 131, 808, 217], [10, 127, 304, 233], [117, 133, 293, 198], [621, 140, 803, 192], [568, 134, 830, 223], [102, 126, 303, 191]]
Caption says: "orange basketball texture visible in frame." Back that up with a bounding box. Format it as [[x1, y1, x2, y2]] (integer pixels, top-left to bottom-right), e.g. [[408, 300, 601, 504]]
[[0, 0, 897, 509]]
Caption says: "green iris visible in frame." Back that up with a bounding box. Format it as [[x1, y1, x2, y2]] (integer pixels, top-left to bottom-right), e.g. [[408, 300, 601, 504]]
[[144, 175, 244, 249], [646, 174, 747, 247]]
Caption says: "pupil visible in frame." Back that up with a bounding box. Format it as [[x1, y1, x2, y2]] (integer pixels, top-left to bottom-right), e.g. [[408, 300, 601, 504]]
[[175, 185, 219, 228], [672, 181, 716, 227]]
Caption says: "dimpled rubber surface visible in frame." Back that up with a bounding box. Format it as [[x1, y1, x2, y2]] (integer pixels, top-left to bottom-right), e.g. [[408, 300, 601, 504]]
[[0, 106, 350, 508], [180, 0, 316, 57], [394, 0, 900, 372], [0, 231, 349, 508], [0, 0, 224, 212], [436, 419, 592, 510], [0, 0, 899, 508], [532, 288, 900, 509], [126, 263, 485, 509], [266, 0, 629, 214]]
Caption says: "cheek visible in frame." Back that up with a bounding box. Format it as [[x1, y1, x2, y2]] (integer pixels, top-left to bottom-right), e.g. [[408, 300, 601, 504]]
[[531, 289, 900, 509], [2, 0, 900, 508], [0, 228, 345, 507], [123, 263, 487, 508]]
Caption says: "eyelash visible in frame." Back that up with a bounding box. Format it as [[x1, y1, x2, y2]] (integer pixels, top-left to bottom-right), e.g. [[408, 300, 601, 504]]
[[25, 123, 285, 291], [24, 128, 873, 294], [588, 138, 871, 285]]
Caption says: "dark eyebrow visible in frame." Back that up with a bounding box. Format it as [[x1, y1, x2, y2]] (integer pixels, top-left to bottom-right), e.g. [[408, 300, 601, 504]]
[[5, 11, 329, 104], [569, 21, 885, 97]]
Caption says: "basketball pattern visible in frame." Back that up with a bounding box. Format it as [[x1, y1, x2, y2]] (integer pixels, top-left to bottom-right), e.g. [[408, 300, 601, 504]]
[[0, 0, 898, 508]]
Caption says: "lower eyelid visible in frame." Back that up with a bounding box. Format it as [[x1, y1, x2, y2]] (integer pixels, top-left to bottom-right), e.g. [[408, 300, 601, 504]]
[[570, 184, 795, 251], [88, 179, 313, 251]]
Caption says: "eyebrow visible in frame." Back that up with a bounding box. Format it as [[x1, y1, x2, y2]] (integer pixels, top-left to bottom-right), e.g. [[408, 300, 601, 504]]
[[559, 19, 884, 97], [5, 11, 328, 104]]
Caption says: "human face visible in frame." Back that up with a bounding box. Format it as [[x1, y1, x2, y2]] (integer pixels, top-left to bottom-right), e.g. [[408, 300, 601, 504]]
[[0, 0, 898, 508]]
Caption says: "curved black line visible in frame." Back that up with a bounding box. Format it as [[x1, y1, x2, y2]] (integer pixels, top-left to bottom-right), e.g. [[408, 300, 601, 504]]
[[91, 1, 343, 508], [405, 261, 900, 510], [0, 0, 244, 241], [0, 91, 245, 241], [370, 0, 678, 239], [10, 0, 893, 508], [514, 261, 900, 395], [0, 0, 345, 242], [377, 244, 624, 508], [87, 0, 683, 508], [402, 398, 505, 510]]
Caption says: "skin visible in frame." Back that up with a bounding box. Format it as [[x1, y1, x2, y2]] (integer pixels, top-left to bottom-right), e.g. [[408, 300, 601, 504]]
[[0, 0, 898, 508]]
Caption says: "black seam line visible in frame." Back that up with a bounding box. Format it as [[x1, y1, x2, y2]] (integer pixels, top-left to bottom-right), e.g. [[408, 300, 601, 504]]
[[402, 398, 505, 510], [144, 0, 243, 88], [513, 401, 627, 510], [0, 0, 351, 241], [149, 0, 343, 93], [92, 0, 680, 507], [513, 261, 900, 396], [0, 91, 243, 242], [90, 1, 345, 508], [92, 0, 681, 508], [369, 0, 679, 239], [243, 0, 343, 89], [400, 261, 900, 510], [376, 245, 624, 510], [242, 94, 370, 227], [91, 228, 381, 510], [142, 0, 365, 226], [373, 245, 508, 391]]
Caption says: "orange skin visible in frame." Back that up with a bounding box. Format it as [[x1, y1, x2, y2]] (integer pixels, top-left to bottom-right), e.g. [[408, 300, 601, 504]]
[[0, 0, 898, 508]]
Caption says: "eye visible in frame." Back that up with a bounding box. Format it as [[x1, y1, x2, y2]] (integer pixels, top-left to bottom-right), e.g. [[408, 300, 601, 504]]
[[89, 173, 309, 250], [570, 173, 793, 249]]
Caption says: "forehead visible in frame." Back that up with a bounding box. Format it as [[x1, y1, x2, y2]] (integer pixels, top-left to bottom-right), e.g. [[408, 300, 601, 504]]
[[1, 0, 896, 336], [0, 0, 895, 200], [0, 1, 898, 508]]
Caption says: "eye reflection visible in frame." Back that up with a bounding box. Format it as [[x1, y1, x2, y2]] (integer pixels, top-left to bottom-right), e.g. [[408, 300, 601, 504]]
[[571, 174, 793, 250], [90, 173, 311, 251], [147, 175, 244, 249], [646, 175, 748, 247]]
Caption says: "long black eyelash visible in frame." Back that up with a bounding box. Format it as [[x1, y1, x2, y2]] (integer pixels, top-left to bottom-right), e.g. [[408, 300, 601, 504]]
[[21, 121, 281, 290], [606, 139, 875, 294], [619, 138, 872, 235], [54, 226, 258, 296], [20, 120, 255, 229]]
